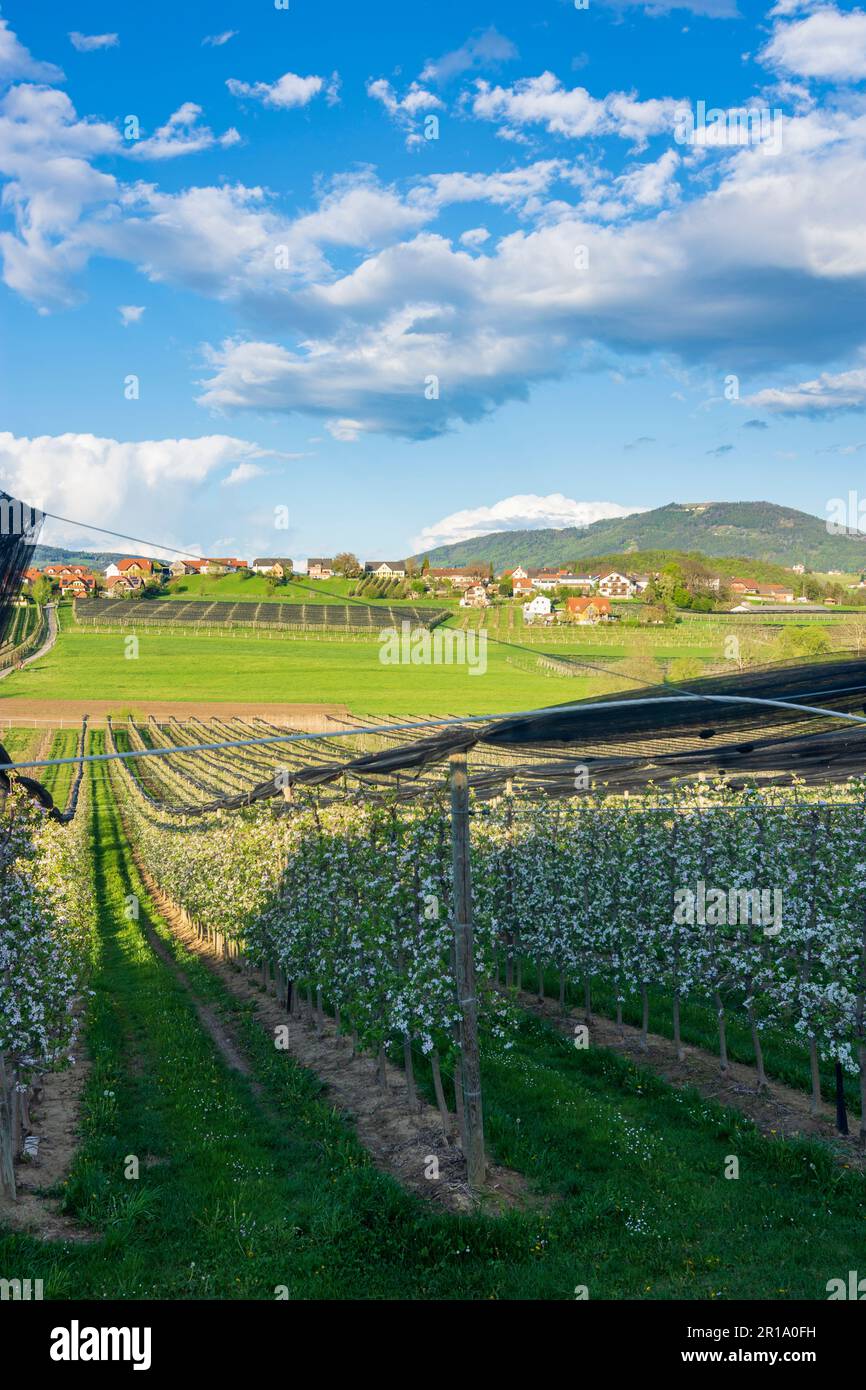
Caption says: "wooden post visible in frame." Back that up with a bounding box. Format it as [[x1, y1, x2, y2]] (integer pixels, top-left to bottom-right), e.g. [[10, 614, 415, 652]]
[[449, 750, 486, 1190], [0, 1054, 16, 1202]]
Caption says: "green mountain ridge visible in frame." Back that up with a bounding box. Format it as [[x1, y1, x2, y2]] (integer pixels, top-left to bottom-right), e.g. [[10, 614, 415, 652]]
[[413, 502, 866, 573]]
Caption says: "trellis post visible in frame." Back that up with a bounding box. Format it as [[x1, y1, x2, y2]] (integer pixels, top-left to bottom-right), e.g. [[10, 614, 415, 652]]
[[449, 750, 486, 1190]]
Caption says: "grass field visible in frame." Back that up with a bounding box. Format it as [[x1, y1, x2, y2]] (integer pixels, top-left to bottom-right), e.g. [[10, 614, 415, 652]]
[[0, 623, 627, 713], [0, 597, 853, 716]]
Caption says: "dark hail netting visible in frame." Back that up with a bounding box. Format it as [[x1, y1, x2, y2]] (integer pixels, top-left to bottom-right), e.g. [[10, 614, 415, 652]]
[[0, 489, 42, 645], [7, 660, 866, 817]]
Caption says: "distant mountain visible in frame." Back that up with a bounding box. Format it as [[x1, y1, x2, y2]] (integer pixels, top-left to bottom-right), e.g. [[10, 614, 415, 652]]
[[412, 502, 866, 574], [32, 544, 133, 569]]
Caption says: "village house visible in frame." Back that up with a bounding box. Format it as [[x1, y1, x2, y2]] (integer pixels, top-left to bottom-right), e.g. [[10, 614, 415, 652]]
[[597, 571, 635, 598], [195, 558, 248, 575], [429, 566, 485, 590], [459, 584, 489, 608], [307, 558, 335, 579], [534, 571, 600, 592], [755, 582, 794, 602], [104, 557, 156, 581], [106, 574, 144, 595], [22, 567, 42, 586], [730, 578, 760, 596], [564, 596, 612, 625], [630, 574, 652, 594], [364, 561, 407, 579], [251, 559, 293, 578], [523, 594, 554, 623], [59, 572, 96, 597], [502, 567, 535, 596]]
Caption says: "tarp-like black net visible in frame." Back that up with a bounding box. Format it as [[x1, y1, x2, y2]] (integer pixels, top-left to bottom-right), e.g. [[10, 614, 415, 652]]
[[0, 489, 43, 645]]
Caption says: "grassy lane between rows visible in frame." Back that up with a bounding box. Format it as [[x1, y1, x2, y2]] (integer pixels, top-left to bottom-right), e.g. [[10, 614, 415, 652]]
[[532, 963, 863, 1114], [2, 744, 864, 1298]]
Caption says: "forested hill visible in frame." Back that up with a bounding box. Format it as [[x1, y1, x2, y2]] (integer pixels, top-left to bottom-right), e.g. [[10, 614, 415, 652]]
[[413, 502, 866, 572], [32, 544, 135, 569]]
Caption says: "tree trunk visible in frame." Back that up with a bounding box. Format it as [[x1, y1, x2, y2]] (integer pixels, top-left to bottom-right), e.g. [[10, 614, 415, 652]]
[[640, 982, 649, 1051], [402, 1037, 419, 1112], [835, 1061, 849, 1135], [453, 1061, 468, 1154], [715, 991, 729, 1073], [748, 1003, 768, 1091], [430, 1051, 452, 1135], [809, 1037, 822, 1115], [0, 1055, 16, 1202], [672, 994, 685, 1062]]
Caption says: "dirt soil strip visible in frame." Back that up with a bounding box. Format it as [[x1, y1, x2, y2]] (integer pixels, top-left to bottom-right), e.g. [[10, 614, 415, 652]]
[[520, 990, 866, 1164], [134, 859, 529, 1215], [0, 1018, 94, 1241], [0, 700, 353, 730]]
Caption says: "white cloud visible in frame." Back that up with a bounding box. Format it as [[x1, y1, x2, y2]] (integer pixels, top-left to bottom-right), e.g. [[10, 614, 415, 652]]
[[460, 226, 491, 248], [412, 495, 644, 551], [420, 27, 518, 84], [118, 304, 145, 326], [326, 418, 366, 442], [760, 4, 866, 82], [367, 78, 444, 146], [227, 71, 339, 109], [746, 364, 866, 414], [221, 461, 266, 485], [203, 30, 238, 47], [0, 18, 64, 82], [0, 432, 269, 550], [470, 72, 683, 148], [6, 29, 866, 443], [69, 32, 119, 53], [126, 103, 240, 160]]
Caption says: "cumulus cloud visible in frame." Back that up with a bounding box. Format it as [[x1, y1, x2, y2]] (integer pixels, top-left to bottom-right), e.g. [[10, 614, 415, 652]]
[[760, 4, 866, 82], [469, 72, 683, 148], [746, 365, 866, 415], [420, 27, 518, 84], [126, 103, 240, 160], [460, 226, 491, 248], [227, 71, 339, 109], [69, 32, 118, 53], [0, 18, 64, 82], [6, 17, 866, 444], [0, 432, 270, 550], [221, 461, 266, 486], [367, 78, 444, 146], [706, 443, 734, 455], [412, 495, 643, 551], [118, 304, 145, 326]]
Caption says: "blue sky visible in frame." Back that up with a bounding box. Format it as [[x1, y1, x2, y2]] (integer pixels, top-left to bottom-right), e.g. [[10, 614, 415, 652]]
[[1, 0, 866, 561]]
